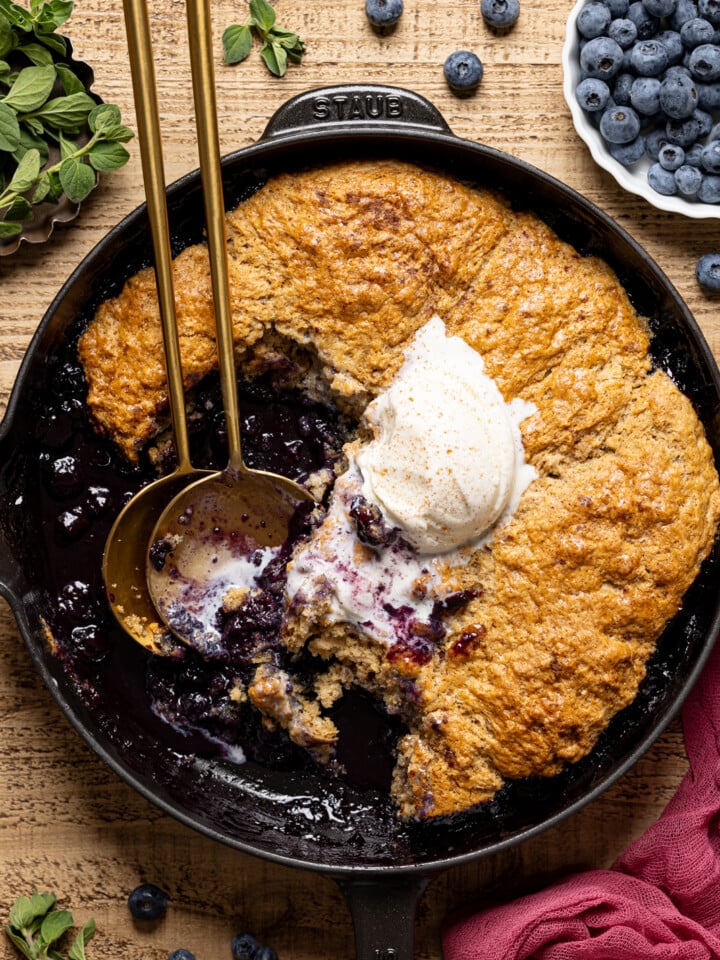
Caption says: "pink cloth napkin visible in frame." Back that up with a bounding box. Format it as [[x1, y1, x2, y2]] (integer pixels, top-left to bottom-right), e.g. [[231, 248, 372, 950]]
[[443, 637, 720, 960]]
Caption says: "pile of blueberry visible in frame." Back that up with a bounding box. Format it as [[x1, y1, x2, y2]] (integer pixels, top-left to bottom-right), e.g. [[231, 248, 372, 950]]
[[574, 0, 720, 204]]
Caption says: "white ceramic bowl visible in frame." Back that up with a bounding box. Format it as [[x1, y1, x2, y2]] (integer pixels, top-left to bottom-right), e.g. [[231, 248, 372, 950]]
[[561, 0, 720, 218]]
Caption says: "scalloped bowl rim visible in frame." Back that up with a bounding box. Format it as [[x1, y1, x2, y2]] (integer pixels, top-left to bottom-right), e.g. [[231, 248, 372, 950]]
[[562, 0, 720, 219]]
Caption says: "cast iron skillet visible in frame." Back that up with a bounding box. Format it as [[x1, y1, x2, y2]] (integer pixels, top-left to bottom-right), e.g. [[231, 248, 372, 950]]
[[1, 85, 720, 958]]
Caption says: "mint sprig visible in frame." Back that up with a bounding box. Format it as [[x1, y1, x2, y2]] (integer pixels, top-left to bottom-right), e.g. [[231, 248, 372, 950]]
[[222, 0, 305, 77], [0, 0, 134, 239], [5, 889, 96, 960]]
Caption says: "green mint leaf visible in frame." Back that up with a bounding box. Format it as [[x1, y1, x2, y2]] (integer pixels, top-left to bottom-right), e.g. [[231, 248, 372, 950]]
[[8, 144, 40, 190], [0, 98, 20, 151], [4, 924, 32, 956], [3, 194, 32, 220], [259, 39, 287, 77], [58, 154, 94, 200], [249, 0, 276, 33], [222, 23, 252, 64], [2, 63, 55, 111], [34, 90, 95, 132], [88, 139, 128, 171], [39, 908, 74, 945], [16, 40, 53, 64], [55, 61, 84, 94], [67, 918, 95, 960], [31, 169, 49, 201]]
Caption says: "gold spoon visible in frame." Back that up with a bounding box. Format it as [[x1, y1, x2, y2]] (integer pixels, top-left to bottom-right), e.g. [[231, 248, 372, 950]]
[[145, 0, 314, 656], [102, 0, 214, 657]]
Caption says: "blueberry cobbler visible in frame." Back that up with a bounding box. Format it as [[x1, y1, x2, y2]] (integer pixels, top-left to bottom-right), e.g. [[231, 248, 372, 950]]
[[42, 159, 720, 819]]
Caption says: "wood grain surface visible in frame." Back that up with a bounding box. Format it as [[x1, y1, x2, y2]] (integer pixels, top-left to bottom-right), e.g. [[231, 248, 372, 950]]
[[0, 1, 716, 958]]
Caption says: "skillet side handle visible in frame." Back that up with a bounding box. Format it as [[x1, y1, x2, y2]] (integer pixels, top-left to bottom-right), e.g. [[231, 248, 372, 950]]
[[336, 874, 431, 960], [261, 84, 451, 140]]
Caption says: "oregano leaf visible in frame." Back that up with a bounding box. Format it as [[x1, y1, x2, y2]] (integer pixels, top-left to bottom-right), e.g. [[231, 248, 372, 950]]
[[260, 40, 286, 77], [7, 144, 39, 190], [0, 97, 20, 151], [55, 61, 84, 94], [33, 90, 95, 131], [222, 23, 252, 64], [2, 62, 55, 111], [58, 154, 94, 200], [39, 908, 74, 945], [67, 918, 95, 960], [88, 140, 128, 171], [249, 0, 275, 32]]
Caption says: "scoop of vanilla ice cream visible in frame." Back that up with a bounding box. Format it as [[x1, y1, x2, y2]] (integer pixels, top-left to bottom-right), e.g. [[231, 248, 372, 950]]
[[355, 316, 535, 554]]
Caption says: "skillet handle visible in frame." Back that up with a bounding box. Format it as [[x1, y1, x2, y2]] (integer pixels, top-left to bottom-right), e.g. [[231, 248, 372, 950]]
[[335, 874, 431, 960], [261, 84, 451, 139]]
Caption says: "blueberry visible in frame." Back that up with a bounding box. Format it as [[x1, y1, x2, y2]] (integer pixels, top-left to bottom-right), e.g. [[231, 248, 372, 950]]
[[481, 0, 520, 30], [627, 1, 660, 37], [576, 77, 612, 110], [671, 0, 700, 27], [613, 71, 636, 101], [665, 110, 703, 142], [695, 104, 713, 134], [609, 133, 647, 162], [631, 38, 670, 74], [254, 949, 279, 960], [680, 16, 715, 45], [600, 104, 642, 140], [696, 78, 720, 106], [443, 50, 484, 92], [232, 933, 260, 959], [631, 75, 662, 112], [168, 952, 196, 960], [697, 252, 720, 287], [646, 126, 670, 157], [365, 0, 403, 27], [701, 137, 720, 167], [578, 2, 612, 37], [648, 161, 680, 192], [609, 17, 639, 46], [699, 0, 720, 22], [675, 162, 704, 190], [128, 884, 168, 921], [659, 70, 698, 115], [603, 0, 631, 15], [659, 142, 686, 167], [689, 41, 720, 77], [581, 35, 625, 78], [642, 0, 677, 13], [656, 29, 685, 64], [698, 173, 720, 197], [686, 139, 706, 162]]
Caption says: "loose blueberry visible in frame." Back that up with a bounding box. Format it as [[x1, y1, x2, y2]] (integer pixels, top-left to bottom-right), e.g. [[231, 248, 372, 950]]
[[680, 16, 715, 46], [581, 35, 625, 78], [648, 160, 680, 191], [631, 75, 661, 112], [630, 38, 670, 74], [365, 0, 403, 27], [578, 1, 612, 37], [443, 50, 484, 92], [600, 104, 642, 141], [659, 142, 686, 167], [643, 0, 677, 14], [232, 933, 260, 959], [689, 41, 720, 78], [697, 252, 720, 287], [698, 172, 720, 197], [168, 952, 196, 960], [481, 0, 520, 30], [577, 77, 612, 110], [128, 884, 168, 921], [675, 161, 705, 189], [609, 133, 647, 162], [609, 16, 639, 46]]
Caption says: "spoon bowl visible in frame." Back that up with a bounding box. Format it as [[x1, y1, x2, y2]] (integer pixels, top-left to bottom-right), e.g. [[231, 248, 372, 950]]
[[144, 0, 315, 652]]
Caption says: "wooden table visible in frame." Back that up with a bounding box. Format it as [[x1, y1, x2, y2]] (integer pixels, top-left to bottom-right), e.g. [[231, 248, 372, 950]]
[[0, 1, 717, 957]]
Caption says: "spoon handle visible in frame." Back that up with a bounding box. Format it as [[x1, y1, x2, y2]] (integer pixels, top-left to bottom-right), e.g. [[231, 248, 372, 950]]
[[185, 0, 244, 472], [122, 0, 193, 472]]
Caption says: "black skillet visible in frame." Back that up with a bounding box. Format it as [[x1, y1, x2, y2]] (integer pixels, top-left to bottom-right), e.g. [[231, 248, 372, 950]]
[[1, 85, 720, 958]]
